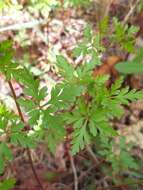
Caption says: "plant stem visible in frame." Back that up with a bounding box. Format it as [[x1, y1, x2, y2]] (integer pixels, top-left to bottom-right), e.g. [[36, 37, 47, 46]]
[[122, 0, 140, 25], [69, 153, 78, 190], [8, 81, 45, 190], [86, 144, 99, 164], [66, 128, 78, 190], [103, 179, 143, 190]]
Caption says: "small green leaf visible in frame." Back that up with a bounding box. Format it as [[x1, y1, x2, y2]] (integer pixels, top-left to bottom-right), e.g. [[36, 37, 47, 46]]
[[89, 120, 97, 137], [98, 122, 117, 136], [0, 143, 13, 174], [56, 55, 74, 80], [38, 86, 47, 100], [84, 25, 92, 41], [110, 77, 124, 95], [18, 98, 36, 112], [116, 61, 143, 74], [0, 179, 16, 190], [29, 109, 40, 125], [72, 120, 90, 155], [100, 16, 109, 36]]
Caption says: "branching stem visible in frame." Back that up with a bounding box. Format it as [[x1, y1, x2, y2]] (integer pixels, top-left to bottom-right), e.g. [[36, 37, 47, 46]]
[[86, 145, 99, 164], [8, 81, 45, 190], [69, 153, 78, 190]]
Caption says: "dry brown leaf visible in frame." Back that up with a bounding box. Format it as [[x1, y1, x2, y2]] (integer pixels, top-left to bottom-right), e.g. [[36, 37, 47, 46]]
[[93, 55, 121, 77]]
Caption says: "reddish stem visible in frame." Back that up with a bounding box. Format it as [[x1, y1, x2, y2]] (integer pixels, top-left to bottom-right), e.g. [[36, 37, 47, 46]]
[[8, 81, 45, 190]]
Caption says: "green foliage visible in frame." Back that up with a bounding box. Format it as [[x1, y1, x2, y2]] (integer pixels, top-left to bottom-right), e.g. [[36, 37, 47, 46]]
[[0, 179, 16, 190], [99, 16, 110, 39], [0, 103, 35, 174], [73, 25, 104, 66], [28, 0, 60, 17], [64, 0, 91, 7], [98, 137, 139, 177], [50, 51, 143, 155], [0, 1, 13, 11], [112, 18, 139, 52], [0, 0, 21, 11], [116, 48, 143, 74], [0, 143, 13, 174], [56, 55, 75, 80], [64, 75, 143, 155], [0, 1, 8, 10], [0, 22, 143, 184], [138, 1, 143, 11], [0, 0, 59, 14]]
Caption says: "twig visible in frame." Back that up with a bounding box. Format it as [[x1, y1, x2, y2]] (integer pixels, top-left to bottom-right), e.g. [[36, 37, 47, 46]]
[[69, 159, 105, 189], [86, 145, 99, 164], [8, 81, 45, 190], [69, 154, 78, 190], [122, 0, 141, 25], [103, 179, 143, 190], [8, 81, 25, 121], [79, 159, 104, 181], [0, 19, 46, 32]]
